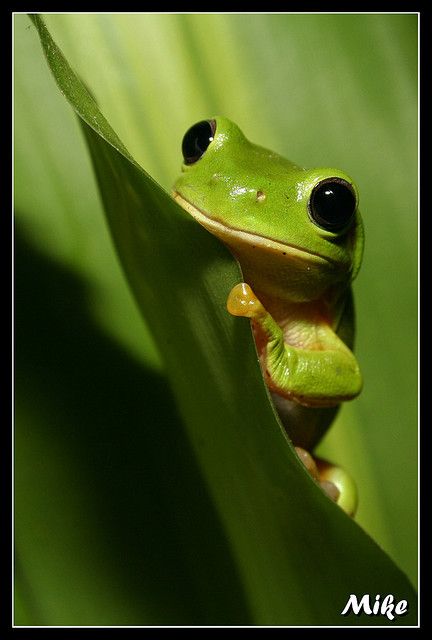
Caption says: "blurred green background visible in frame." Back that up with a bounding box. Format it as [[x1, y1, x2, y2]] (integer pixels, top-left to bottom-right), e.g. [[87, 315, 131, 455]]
[[14, 13, 418, 624]]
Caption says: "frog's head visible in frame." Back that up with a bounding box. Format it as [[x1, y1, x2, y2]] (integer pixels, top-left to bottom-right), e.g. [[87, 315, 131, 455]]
[[173, 117, 364, 302]]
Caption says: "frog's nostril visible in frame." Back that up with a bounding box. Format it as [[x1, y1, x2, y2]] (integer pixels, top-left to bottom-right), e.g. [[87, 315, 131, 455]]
[[256, 190, 266, 202]]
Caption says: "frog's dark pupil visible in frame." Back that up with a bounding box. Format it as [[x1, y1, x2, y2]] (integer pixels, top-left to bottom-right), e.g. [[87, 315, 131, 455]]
[[182, 120, 216, 165], [309, 179, 356, 232]]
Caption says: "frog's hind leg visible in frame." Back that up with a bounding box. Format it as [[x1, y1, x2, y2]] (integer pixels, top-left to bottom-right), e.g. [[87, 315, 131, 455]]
[[295, 447, 358, 517]]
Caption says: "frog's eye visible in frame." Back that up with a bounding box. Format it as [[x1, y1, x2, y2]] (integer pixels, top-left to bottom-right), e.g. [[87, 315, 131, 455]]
[[308, 178, 357, 232], [182, 120, 216, 165]]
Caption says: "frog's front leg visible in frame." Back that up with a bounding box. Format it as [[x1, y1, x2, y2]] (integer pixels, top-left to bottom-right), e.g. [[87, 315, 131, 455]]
[[227, 283, 362, 408], [227, 282, 360, 516]]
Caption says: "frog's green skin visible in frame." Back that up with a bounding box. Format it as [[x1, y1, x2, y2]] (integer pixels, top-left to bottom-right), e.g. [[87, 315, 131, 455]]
[[173, 117, 364, 515]]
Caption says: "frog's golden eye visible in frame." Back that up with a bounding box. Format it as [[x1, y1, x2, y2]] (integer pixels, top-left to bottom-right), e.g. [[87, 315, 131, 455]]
[[308, 178, 357, 233], [182, 120, 216, 165]]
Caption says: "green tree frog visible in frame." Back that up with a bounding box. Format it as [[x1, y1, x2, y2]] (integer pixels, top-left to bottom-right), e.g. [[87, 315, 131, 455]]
[[173, 117, 364, 516]]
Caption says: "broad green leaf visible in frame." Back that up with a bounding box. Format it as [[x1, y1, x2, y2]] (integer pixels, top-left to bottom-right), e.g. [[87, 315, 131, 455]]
[[15, 13, 418, 626]]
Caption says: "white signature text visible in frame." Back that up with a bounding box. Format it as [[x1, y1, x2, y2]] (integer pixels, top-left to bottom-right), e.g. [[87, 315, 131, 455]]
[[341, 594, 408, 621]]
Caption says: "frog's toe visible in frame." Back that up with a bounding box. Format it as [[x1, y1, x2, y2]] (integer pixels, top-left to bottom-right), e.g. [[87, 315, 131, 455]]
[[316, 457, 358, 517], [295, 446, 319, 480], [295, 447, 357, 517], [319, 479, 340, 503], [227, 282, 265, 318]]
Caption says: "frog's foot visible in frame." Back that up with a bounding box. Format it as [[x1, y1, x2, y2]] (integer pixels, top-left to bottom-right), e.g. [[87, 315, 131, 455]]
[[295, 446, 358, 517], [227, 283, 267, 319], [315, 456, 358, 517]]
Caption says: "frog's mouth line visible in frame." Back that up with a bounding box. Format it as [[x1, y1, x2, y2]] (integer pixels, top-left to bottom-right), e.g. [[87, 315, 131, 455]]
[[173, 192, 338, 267]]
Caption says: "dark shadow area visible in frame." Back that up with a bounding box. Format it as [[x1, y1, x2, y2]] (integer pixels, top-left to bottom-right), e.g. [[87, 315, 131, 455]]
[[14, 223, 251, 625]]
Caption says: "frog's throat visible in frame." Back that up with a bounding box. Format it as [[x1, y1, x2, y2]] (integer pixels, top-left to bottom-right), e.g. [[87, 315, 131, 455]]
[[173, 192, 336, 267]]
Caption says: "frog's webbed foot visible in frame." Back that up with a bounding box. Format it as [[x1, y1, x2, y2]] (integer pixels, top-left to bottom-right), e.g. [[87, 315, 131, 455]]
[[295, 446, 358, 517]]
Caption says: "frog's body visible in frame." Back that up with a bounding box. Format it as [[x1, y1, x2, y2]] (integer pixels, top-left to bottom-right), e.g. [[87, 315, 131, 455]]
[[173, 117, 363, 515]]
